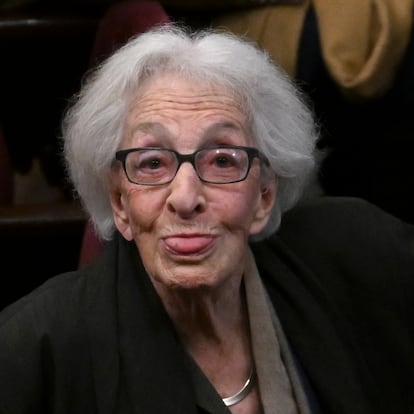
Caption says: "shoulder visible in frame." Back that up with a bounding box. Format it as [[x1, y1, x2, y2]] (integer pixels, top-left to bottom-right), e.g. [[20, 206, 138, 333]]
[[253, 196, 414, 306], [280, 195, 404, 233], [0, 270, 93, 358], [0, 238, 123, 413], [0, 236, 120, 329], [0, 270, 96, 412], [254, 197, 414, 412], [277, 196, 414, 259], [0, 235, 123, 353], [0, 270, 88, 321]]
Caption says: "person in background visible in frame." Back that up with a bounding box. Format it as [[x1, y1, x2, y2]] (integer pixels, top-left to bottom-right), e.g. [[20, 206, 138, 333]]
[[0, 24, 413, 414]]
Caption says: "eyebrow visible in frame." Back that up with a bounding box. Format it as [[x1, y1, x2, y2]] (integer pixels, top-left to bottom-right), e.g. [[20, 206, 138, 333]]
[[204, 121, 244, 136], [131, 122, 169, 137], [202, 121, 250, 147]]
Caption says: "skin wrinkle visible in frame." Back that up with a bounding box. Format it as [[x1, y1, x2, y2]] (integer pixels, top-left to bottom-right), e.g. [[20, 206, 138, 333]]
[[124, 111, 250, 150], [109, 73, 276, 411], [111, 72, 275, 305], [126, 121, 250, 151], [111, 73, 275, 292], [124, 76, 250, 147]]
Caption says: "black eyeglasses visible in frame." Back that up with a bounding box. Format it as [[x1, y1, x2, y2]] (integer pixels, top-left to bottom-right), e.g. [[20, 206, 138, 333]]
[[115, 145, 270, 186]]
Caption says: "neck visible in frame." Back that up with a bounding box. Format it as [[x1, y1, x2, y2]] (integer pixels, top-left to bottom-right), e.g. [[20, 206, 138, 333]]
[[158, 280, 253, 395], [155, 276, 259, 412], [155, 275, 245, 344]]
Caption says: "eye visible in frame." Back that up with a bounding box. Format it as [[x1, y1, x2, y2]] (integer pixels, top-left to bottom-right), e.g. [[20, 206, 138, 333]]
[[126, 149, 175, 183], [213, 153, 238, 168], [136, 150, 170, 171], [204, 148, 245, 170], [139, 155, 162, 170]]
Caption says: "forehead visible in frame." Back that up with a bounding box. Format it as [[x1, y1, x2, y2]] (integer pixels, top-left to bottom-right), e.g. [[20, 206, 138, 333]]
[[123, 73, 253, 147], [128, 73, 247, 120]]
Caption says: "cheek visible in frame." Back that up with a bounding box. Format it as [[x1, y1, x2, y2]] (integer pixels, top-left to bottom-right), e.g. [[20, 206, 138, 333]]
[[123, 187, 167, 234], [211, 187, 260, 231]]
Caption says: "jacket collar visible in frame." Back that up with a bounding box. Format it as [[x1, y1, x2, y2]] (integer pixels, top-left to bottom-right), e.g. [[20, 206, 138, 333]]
[[86, 234, 197, 413], [251, 235, 379, 414], [85, 230, 379, 413]]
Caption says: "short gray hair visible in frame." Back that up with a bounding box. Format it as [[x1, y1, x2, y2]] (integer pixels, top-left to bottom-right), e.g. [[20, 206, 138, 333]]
[[62, 24, 319, 241]]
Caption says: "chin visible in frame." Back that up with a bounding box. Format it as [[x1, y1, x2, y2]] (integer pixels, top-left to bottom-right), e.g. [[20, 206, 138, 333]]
[[159, 271, 222, 292], [167, 279, 214, 291]]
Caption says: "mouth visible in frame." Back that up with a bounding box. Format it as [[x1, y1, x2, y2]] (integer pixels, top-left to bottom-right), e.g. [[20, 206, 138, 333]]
[[162, 234, 216, 256]]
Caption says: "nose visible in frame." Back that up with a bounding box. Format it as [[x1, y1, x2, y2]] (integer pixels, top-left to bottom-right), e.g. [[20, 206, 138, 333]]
[[166, 162, 206, 218]]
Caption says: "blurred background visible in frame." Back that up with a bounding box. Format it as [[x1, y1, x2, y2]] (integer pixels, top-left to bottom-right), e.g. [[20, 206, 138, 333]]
[[1, 0, 413, 309]]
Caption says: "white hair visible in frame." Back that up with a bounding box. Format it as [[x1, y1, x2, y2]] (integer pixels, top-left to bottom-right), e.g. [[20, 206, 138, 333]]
[[62, 23, 319, 241]]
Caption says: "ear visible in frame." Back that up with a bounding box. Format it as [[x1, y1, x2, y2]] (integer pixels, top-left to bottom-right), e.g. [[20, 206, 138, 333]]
[[249, 176, 278, 236], [109, 171, 134, 241]]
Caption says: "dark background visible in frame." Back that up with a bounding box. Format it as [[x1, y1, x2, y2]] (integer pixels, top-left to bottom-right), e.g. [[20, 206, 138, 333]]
[[1, 1, 413, 309]]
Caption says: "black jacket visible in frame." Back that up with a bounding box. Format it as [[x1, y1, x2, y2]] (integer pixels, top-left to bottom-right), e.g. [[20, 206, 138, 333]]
[[1, 196, 413, 413]]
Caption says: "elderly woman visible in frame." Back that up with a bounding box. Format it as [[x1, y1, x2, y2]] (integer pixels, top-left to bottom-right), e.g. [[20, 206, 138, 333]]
[[1, 24, 413, 414]]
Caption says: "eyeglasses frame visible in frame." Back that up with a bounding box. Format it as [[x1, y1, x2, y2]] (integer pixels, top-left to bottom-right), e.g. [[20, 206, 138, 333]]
[[115, 145, 270, 186]]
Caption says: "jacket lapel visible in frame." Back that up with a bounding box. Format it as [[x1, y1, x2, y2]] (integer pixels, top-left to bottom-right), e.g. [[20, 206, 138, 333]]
[[116, 237, 197, 413], [251, 236, 379, 414], [86, 235, 197, 413], [85, 240, 122, 414], [86, 228, 380, 413]]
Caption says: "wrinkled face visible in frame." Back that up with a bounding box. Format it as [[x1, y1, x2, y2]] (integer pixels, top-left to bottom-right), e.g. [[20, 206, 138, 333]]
[[110, 73, 276, 292]]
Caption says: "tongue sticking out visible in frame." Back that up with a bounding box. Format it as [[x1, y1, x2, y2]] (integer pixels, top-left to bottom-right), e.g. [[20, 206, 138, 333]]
[[164, 236, 214, 255]]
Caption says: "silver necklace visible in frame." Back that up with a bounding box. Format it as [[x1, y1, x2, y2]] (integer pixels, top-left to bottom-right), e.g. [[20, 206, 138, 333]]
[[222, 367, 256, 407]]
